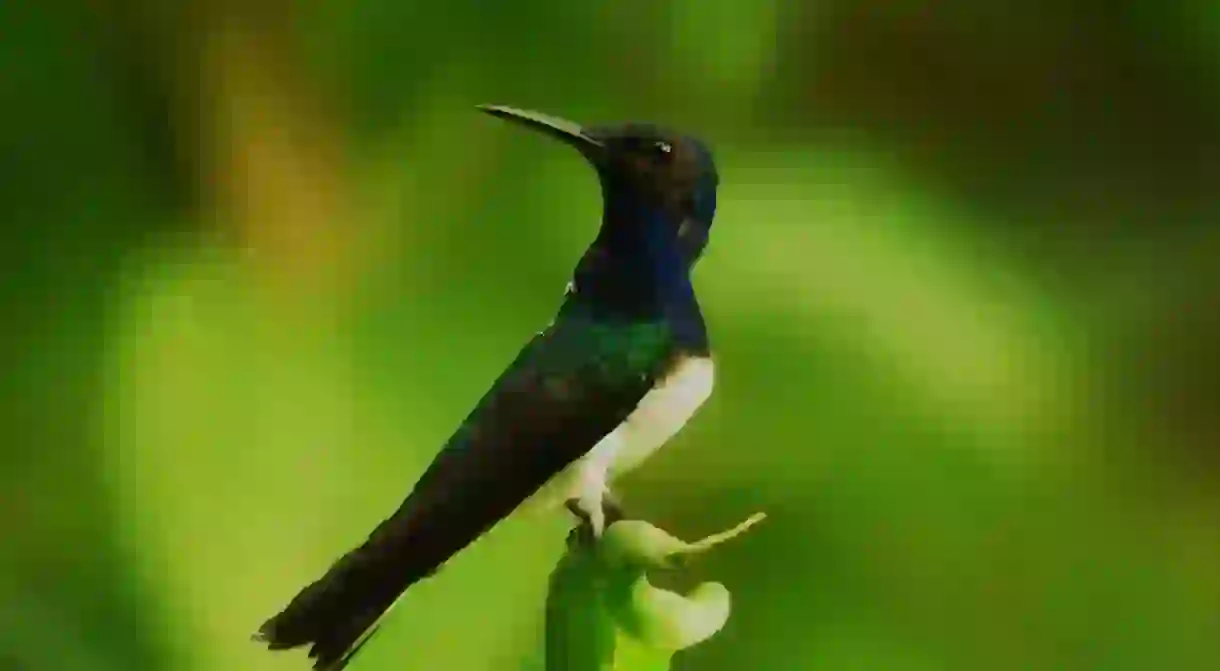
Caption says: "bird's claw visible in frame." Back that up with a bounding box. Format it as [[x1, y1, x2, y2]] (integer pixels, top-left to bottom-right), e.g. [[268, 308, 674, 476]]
[[565, 499, 595, 546], [567, 497, 603, 535], [566, 491, 629, 547], [584, 497, 607, 538]]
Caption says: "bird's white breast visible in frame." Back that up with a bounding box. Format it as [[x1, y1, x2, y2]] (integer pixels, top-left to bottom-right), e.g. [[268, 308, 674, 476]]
[[596, 355, 716, 479], [532, 355, 714, 514]]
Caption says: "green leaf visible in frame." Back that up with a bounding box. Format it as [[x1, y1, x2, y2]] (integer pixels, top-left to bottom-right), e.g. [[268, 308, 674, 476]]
[[545, 513, 765, 671]]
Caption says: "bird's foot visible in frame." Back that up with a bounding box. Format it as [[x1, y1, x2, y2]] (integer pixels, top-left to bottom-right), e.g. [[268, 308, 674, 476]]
[[579, 490, 607, 539], [601, 490, 626, 527], [565, 466, 615, 535], [564, 499, 596, 547], [565, 488, 626, 542]]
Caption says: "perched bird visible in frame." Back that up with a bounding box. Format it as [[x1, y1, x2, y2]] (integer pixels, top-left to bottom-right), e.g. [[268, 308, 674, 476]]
[[253, 105, 721, 670]]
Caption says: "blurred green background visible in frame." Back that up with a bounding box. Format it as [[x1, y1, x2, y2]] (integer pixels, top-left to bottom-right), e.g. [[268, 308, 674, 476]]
[[4, 1, 1220, 669]]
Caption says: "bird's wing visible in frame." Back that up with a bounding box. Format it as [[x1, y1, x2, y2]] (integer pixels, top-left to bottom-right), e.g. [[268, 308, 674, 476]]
[[370, 316, 669, 558], [256, 315, 672, 669]]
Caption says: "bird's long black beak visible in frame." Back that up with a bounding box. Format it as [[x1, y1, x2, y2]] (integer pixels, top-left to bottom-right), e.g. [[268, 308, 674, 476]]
[[478, 105, 604, 163]]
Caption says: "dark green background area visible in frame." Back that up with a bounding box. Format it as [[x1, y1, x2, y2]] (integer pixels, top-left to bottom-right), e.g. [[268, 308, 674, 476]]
[[3, 1, 1220, 669]]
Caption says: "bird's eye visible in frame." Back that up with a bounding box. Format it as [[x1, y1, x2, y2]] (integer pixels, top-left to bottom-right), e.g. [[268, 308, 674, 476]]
[[654, 141, 673, 157]]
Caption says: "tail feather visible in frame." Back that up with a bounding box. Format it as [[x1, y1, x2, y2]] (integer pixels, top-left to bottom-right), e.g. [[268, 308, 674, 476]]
[[252, 374, 626, 668], [255, 494, 629, 669], [254, 547, 418, 671]]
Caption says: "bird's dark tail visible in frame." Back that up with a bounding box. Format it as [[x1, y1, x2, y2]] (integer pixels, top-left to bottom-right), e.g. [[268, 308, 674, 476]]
[[253, 544, 425, 671], [254, 498, 628, 670]]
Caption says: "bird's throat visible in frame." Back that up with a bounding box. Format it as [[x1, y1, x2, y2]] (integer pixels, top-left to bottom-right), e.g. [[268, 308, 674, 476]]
[[573, 199, 690, 304]]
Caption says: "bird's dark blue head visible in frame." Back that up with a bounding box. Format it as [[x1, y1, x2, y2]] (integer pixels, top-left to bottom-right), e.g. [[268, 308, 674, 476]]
[[479, 105, 718, 268]]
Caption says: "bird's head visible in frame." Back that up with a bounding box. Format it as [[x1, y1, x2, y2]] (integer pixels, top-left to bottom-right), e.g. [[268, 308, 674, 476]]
[[480, 105, 719, 267]]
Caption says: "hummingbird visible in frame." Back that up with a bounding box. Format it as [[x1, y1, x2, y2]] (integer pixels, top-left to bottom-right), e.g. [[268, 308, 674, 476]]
[[253, 105, 720, 670]]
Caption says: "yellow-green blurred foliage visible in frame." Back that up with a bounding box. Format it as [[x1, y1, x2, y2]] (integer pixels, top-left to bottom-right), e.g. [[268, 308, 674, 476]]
[[4, 1, 1220, 669]]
